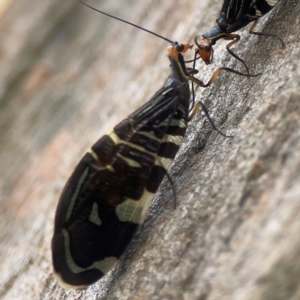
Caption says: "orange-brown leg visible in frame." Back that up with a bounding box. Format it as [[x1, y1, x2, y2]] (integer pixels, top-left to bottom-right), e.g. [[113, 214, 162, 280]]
[[249, 19, 285, 48], [188, 99, 232, 138], [224, 33, 251, 74], [189, 67, 261, 89]]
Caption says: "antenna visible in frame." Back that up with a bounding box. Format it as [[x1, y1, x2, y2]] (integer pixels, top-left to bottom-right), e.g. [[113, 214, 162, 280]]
[[79, 0, 175, 44]]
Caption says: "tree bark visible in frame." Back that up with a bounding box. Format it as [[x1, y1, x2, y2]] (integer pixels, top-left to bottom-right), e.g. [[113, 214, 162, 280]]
[[0, 0, 299, 299]]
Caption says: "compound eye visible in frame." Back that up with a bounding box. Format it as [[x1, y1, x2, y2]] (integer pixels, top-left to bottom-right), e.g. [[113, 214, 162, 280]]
[[176, 44, 184, 52], [199, 40, 211, 52], [203, 44, 212, 52]]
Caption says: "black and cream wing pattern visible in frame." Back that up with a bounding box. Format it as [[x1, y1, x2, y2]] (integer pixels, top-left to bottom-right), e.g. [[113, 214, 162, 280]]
[[52, 75, 190, 288]]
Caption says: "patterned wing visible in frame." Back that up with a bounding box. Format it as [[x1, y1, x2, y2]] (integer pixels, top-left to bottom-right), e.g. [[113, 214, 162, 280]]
[[52, 77, 190, 288], [218, 0, 278, 31]]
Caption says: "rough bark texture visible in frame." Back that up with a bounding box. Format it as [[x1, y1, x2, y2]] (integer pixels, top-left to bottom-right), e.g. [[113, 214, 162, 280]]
[[0, 0, 299, 299]]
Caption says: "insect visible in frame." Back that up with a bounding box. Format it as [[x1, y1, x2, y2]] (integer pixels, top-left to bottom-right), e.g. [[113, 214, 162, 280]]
[[52, 42, 201, 289], [77, 1, 260, 90], [52, 0, 256, 289], [196, 0, 285, 73]]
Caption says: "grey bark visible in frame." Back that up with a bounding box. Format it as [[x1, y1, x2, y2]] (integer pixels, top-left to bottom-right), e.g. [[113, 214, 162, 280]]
[[0, 0, 299, 299]]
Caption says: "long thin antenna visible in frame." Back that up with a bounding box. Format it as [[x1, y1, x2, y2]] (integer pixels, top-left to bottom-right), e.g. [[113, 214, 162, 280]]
[[79, 0, 174, 44]]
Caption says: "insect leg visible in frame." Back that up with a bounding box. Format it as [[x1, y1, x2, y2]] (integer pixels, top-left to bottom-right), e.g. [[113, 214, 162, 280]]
[[249, 19, 285, 48], [188, 101, 232, 138], [188, 67, 261, 89], [225, 33, 250, 74]]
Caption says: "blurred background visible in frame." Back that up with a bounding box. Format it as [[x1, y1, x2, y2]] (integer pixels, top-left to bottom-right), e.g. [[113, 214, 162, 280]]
[[0, 0, 299, 299]]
